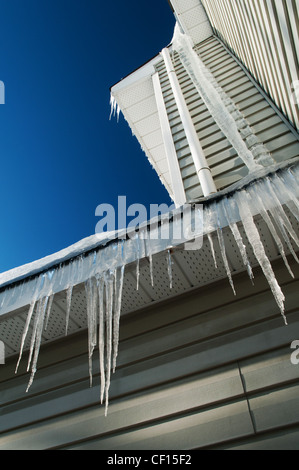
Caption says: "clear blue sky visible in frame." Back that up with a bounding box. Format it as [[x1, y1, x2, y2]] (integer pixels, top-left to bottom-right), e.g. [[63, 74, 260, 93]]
[[0, 0, 175, 273]]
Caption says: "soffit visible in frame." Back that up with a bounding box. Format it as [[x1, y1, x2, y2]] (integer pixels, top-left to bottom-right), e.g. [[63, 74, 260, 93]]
[[111, 60, 174, 202], [170, 0, 213, 45]]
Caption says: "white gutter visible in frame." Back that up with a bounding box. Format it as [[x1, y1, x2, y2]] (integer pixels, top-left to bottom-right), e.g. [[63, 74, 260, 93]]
[[152, 72, 187, 208], [161, 47, 217, 197]]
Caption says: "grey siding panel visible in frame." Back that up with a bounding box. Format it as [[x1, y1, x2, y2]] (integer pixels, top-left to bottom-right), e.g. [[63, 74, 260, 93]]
[[0, 259, 299, 450]]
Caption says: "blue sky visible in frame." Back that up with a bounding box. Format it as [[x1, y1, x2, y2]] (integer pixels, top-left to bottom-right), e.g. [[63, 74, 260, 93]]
[[0, 0, 175, 273]]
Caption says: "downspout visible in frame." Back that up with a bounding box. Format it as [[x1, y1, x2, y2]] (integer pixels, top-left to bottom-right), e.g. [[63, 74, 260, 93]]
[[152, 72, 187, 208], [161, 47, 217, 197]]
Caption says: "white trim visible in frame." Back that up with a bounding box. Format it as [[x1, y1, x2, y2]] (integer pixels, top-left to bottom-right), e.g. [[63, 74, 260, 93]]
[[161, 47, 217, 197], [111, 56, 160, 94], [152, 72, 186, 208]]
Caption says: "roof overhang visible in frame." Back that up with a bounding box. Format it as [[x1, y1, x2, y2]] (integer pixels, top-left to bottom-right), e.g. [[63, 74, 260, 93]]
[[111, 54, 175, 201], [110, 1, 214, 203], [1, 158, 298, 359]]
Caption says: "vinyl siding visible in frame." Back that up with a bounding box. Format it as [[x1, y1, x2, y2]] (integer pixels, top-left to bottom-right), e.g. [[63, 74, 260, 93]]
[[0, 258, 299, 450], [202, 0, 299, 131], [155, 36, 299, 201]]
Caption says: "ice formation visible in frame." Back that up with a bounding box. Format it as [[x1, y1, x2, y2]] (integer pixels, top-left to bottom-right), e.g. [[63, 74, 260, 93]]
[[0, 161, 296, 413], [171, 22, 274, 171], [109, 94, 121, 122]]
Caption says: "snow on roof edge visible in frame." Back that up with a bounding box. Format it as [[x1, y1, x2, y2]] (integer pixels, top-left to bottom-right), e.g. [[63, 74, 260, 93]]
[[1, 156, 298, 291]]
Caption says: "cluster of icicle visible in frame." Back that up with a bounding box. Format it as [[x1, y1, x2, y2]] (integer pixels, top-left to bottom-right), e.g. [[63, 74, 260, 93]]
[[14, 261, 126, 416], [171, 22, 274, 171], [109, 95, 121, 122], [206, 165, 299, 326], [13, 163, 299, 415]]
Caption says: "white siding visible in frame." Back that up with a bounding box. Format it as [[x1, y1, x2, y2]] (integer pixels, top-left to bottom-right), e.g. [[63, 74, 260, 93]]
[[202, 0, 299, 130]]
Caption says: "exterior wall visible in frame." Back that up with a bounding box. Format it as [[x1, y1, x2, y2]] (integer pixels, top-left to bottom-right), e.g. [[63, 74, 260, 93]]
[[202, 0, 299, 131], [155, 36, 299, 201], [0, 257, 299, 450]]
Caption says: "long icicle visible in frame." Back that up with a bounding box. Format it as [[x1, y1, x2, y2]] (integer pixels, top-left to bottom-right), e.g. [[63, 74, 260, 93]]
[[15, 300, 36, 374], [112, 265, 125, 374], [264, 177, 299, 263], [215, 203, 236, 295], [104, 271, 114, 416], [85, 277, 98, 388], [26, 296, 49, 392], [167, 250, 173, 289], [235, 190, 287, 325], [204, 205, 218, 269], [252, 184, 295, 278], [135, 232, 140, 291], [221, 198, 254, 284], [171, 24, 264, 172], [44, 293, 54, 331], [65, 285, 73, 336], [96, 274, 106, 405]]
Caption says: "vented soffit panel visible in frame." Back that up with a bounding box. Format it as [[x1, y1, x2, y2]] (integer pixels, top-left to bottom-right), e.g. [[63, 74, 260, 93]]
[[169, 0, 213, 45]]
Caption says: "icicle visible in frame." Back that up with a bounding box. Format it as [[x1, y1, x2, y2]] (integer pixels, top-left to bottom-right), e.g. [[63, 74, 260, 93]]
[[85, 277, 98, 387], [263, 177, 299, 263], [65, 285, 73, 336], [235, 190, 287, 325], [149, 253, 154, 286], [171, 23, 267, 172], [15, 272, 47, 374], [104, 271, 114, 416], [135, 233, 140, 291], [274, 172, 299, 222], [252, 184, 295, 278], [96, 274, 105, 404], [167, 250, 173, 289], [208, 233, 218, 269], [221, 198, 254, 283], [214, 203, 236, 295], [109, 94, 121, 122], [26, 296, 49, 392], [109, 94, 116, 120], [15, 300, 36, 374], [112, 265, 125, 373], [44, 293, 54, 331], [205, 205, 218, 269]]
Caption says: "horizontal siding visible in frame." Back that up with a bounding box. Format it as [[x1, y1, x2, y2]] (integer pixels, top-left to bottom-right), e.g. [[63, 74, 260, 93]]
[[0, 258, 299, 450], [202, 0, 299, 131], [156, 35, 299, 201]]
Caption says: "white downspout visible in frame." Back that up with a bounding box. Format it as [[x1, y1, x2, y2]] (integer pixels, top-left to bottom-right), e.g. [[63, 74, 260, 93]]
[[152, 72, 187, 208], [161, 47, 217, 197]]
